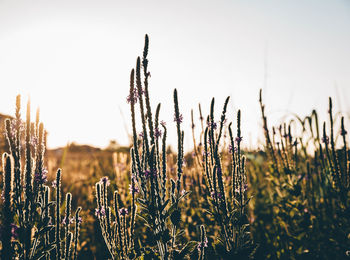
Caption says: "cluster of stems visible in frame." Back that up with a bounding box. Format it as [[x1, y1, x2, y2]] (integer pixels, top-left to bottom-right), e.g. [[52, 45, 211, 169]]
[[0, 95, 82, 259]]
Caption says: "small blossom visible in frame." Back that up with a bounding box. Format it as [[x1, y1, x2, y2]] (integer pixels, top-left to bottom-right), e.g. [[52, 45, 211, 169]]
[[197, 237, 208, 252], [75, 216, 83, 225], [129, 184, 140, 194], [139, 131, 144, 138], [34, 167, 48, 185], [51, 180, 57, 188], [119, 208, 129, 217], [244, 183, 248, 191], [144, 169, 157, 178], [11, 224, 19, 239], [62, 216, 74, 225], [235, 136, 243, 144], [210, 191, 222, 200], [100, 176, 110, 187], [174, 113, 183, 124], [95, 207, 106, 218], [154, 128, 162, 139], [181, 189, 186, 196], [322, 135, 329, 144], [228, 144, 238, 154], [126, 88, 139, 104], [207, 121, 217, 130]]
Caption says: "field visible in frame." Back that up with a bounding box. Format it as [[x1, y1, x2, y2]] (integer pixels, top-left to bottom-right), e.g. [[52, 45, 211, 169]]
[[0, 35, 349, 260]]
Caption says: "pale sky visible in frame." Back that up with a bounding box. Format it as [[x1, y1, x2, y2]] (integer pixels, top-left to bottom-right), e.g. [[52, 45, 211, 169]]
[[0, 0, 349, 150]]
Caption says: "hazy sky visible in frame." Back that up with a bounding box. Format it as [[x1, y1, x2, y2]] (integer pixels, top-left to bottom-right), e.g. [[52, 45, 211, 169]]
[[0, 0, 349, 149]]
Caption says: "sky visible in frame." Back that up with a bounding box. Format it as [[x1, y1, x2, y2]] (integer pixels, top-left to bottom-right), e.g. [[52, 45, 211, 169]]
[[0, 0, 349, 150]]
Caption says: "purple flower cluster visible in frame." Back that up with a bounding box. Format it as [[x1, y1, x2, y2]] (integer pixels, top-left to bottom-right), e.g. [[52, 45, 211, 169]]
[[228, 144, 237, 154], [197, 237, 208, 252], [62, 216, 74, 225], [129, 183, 140, 194], [154, 127, 162, 139], [322, 135, 329, 144], [119, 207, 129, 217], [34, 167, 48, 185], [174, 113, 183, 124], [235, 136, 243, 144], [210, 191, 223, 200], [95, 207, 106, 218], [100, 176, 110, 187], [126, 88, 140, 104], [207, 121, 217, 130], [144, 169, 157, 178]]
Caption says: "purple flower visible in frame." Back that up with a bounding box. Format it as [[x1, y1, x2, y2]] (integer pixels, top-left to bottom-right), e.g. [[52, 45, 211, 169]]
[[95, 207, 106, 218], [34, 167, 48, 185], [139, 131, 144, 138], [244, 183, 248, 191], [62, 216, 74, 225], [30, 136, 38, 148], [126, 90, 138, 104], [197, 237, 208, 252], [154, 128, 162, 139], [75, 216, 83, 225], [11, 224, 19, 239], [174, 113, 183, 124], [144, 169, 157, 178], [235, 136, 243, 144], [100, 176, 110, 187], [207, 121, 217, 130], [210, 191, 222, 200], [119, 208, 129, 217], [51, 180, 57, 189], [322, 135, 329, 144], [129, 184, 140, 194], [228, 144, 237, 154]]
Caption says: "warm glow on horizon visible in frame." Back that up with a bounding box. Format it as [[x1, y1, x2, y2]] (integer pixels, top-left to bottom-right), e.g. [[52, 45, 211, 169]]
[[0, 0, 349, 150]]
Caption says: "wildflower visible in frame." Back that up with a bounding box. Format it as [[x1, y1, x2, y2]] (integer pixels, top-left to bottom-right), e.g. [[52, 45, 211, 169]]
[[228, 144, 237, 154], [244, 183, 248, 191], [197, 237, 208, 252], [119, 208, 129, 217], [11, 224, 19, 239], [100, 176, 110, 187], [235, 136, 243, 144], [210, 191, 222, 200], [129, 184, 140, 194], [322, 135, 329, 144], [207, 121, 217, 130], [34, 167, 48, 184], [145, 169, 157, 178], [95, 207, 106, 218], [126, 90, 138, 104], [139, 132, 144, 138], [75, 216, 83, 225], [51, 180, 57, 188], [174, 113, 183, 124], [181, 189, 186, 196], [154, 127, 162, 139], [62, 216, 74, 225], [30, 136, 38, 148], [235, 187, 240, 194]]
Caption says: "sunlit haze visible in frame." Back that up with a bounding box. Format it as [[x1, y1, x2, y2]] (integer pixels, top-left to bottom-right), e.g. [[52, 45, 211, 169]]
[[0, 0, 349, 150]]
